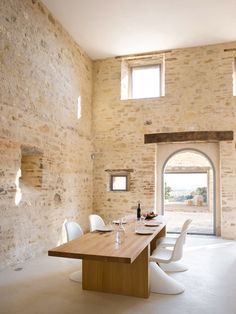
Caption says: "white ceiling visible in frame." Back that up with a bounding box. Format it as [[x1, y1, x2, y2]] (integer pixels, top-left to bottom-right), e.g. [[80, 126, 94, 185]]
[[41, 0, 236, 60]]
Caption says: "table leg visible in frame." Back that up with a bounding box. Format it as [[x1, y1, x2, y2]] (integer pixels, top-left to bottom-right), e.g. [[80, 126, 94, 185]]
[[150, 225, 166, 254], [82, 246, 150, 298]]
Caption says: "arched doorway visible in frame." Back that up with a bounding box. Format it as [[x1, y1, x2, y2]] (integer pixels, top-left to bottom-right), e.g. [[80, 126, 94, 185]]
[[155, 142, 220, 236], [162, 149, 215, 235]]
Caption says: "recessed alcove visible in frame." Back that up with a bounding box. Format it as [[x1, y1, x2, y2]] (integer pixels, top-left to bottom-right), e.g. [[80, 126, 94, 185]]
[[20, 145, 43, 189]]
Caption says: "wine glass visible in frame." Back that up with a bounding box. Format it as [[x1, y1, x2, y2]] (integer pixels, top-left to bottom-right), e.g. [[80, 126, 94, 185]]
[[140, 214, 145, 226]]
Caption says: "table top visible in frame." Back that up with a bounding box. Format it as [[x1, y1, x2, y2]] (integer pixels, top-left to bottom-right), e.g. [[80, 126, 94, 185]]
[[48, 217, 166, 264]]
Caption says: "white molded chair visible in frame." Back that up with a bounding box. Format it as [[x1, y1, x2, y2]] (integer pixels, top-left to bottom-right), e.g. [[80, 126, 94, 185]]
[[151, 230, 186, 264], [157, 219, 192, 248], [150, 231, 187, 294], [65, 221, 84, 282], [156, 219, 192, 272], [89, 214, 105, 231], [65, 221, 84, 241], [149, 262, 185, 295]]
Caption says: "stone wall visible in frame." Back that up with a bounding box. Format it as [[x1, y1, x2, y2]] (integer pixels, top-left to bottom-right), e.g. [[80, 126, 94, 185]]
[[93, 43, 236, 238], [0, 0, 93, 269], [220, 141, 236, 238], [1, 0, 236, 270]]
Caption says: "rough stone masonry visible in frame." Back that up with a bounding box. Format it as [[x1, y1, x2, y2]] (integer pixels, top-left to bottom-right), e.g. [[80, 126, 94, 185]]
[[1, 0, 236, 269]]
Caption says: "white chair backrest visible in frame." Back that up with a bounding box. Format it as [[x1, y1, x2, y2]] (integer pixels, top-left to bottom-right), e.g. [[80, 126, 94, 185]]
[[89, 214, 105, 231], [171, 230, 187, 262], [180, 219, 192, 243], [65, 221, 84, 241], [181, 219, 192, 233]]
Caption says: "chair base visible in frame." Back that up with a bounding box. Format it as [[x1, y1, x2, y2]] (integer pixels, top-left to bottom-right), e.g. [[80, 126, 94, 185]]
[[69, 270, 82, 283], [150, 262, 185, 295], [159, 261, 188, 273]]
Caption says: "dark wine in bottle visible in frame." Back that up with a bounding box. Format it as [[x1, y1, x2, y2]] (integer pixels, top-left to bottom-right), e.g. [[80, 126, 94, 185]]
[[137, 202, 141, 220]]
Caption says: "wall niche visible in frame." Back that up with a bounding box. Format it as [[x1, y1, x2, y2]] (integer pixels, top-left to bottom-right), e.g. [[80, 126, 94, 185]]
[[20, 145, 43, 189]]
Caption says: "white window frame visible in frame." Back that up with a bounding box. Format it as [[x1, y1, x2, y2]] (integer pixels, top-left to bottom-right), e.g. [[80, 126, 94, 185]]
[[120, 54, 165, 100]]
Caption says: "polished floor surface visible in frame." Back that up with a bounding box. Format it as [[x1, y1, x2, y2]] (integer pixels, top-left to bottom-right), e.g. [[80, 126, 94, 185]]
[[1, 236, 236, 314]]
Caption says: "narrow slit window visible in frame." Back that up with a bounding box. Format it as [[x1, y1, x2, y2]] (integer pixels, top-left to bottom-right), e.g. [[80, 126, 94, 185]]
[[233, 58, 236, 96], [77, 96, 81, 119]]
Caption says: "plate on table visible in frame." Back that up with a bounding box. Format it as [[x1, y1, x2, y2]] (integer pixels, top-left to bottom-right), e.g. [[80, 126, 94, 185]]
[[113, 220, 127, 224], [96, 226, 113, 232], [135, 229, 154, 235], [145, 221, 160, 227]]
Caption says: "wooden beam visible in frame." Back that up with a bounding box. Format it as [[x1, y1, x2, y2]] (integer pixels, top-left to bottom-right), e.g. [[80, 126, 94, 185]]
[[115, 49, 172, 60], [105, 169, 134, 173], [224, 48, 236, 52], [144, 131, 234, 144]]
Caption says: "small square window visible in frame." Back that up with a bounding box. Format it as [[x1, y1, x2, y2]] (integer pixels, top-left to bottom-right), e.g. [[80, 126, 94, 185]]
[[131, 65, 161, 99], [110, 175, 128, 191]]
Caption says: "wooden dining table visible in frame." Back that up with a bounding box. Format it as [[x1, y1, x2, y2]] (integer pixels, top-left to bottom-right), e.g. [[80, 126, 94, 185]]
[[48, 217, 166, 298]]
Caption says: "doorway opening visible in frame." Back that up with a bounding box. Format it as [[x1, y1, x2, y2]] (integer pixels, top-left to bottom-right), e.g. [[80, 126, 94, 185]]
[[163, 149, 215, 235]]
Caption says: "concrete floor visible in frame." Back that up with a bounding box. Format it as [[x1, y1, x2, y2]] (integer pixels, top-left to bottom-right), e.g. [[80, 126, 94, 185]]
[[1, 236, 236, 314]]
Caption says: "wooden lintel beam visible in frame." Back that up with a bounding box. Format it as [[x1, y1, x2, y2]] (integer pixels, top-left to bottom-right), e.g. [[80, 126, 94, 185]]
[[105, 169, 134, 173], [115, 49, 172, 60], [224, 48, 236, 52], [144, 131, 234, 144]]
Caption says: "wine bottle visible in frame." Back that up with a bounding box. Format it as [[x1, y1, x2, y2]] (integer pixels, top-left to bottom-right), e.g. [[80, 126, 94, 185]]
[[137, 202, 141, 220]]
